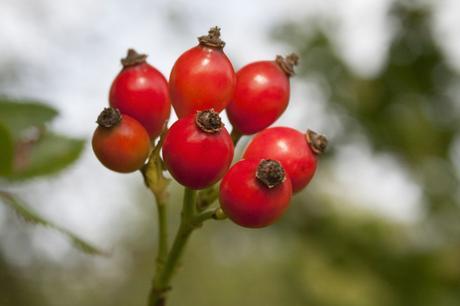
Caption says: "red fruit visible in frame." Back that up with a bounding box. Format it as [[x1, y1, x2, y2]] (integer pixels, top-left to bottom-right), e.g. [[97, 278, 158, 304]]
[[226, 54, 299, 135], [92, 108, 150, 173], [109, 49, 170, 139], [162, 109, 234, 189], [243, 127, 327, 193], [220, 159, 292, 228], [169, 26, 236, 118]]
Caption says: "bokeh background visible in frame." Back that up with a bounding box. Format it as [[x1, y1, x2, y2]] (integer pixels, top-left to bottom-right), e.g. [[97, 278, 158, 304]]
[[1, 0, 460, 305]]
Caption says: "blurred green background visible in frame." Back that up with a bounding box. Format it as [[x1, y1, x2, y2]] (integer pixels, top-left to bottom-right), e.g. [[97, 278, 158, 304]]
[[1, 1, 460, 306]]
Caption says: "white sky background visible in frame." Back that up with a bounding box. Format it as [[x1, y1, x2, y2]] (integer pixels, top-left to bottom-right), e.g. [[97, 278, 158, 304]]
[[0, 0, 460, 266]]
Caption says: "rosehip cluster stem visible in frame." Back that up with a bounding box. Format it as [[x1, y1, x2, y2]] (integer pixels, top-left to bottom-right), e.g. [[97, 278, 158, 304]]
[[148, 188, 195, 306], [230, 128, 242, 145], [148, 187, 219, 306], [143, 129, 222, 306]]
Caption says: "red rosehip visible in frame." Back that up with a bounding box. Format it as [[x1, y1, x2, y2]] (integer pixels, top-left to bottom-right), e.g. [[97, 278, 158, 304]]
[[169, 26, 236, 118], [162, 109, 234, 189], [220, 159, 292, 228], [109, 49, 170, 139], [243, 127, 327, 193], [226, 54, 299, 135], [92, 107, 150, 173]]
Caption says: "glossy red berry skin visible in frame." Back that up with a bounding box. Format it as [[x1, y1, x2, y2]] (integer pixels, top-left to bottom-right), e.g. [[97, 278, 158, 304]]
[[92, 114, 150, 173], [219, 159, 292, 228], [162, 112, 234, 189], [169, 35, 236, 118], [243, 127, 317, 193], [109, 51, 170, 139], [226, 60, 290, 135]]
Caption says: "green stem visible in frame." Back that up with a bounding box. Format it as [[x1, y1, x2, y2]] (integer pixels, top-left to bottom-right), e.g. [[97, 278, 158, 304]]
[[148, 188, 198, 306], [196, 184, 219, 211], [152, 192, 168, 284], [230, 128, 242, 146], [193, 209, 217, 224]]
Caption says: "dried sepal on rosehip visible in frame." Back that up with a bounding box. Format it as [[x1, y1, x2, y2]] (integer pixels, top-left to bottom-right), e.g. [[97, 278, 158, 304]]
[[92, 107, 151, 173], [219, 159, 292, 228], [162, 109, 234, 189]]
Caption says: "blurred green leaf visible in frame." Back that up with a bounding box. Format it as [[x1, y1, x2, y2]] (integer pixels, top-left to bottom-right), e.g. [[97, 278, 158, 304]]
[[0, 191, 108, 256], [0, 98, 58, 140], [7, 133, 84, 181], [276, 2, 460, 217], [0, 123, 13, 176]]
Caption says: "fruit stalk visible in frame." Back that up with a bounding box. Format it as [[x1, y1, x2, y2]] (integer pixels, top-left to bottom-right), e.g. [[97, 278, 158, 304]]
[[230, 128, 242, 145]]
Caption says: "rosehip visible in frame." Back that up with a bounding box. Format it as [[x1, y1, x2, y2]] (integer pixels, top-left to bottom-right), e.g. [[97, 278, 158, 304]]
[[243, 127, 327, 192], [169, 26, 236, 118], [92, 107, 150, 173], [220, 159, 292, 228], [162, 109, 234, 189], [226, 54, 299, 135], [109, 49, 170, 139]]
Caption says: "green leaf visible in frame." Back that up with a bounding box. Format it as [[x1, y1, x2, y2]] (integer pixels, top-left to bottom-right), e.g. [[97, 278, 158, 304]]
[[0, 123, 14, 176], [0, 98, 58, 140], [8, 133, 85, 181], [0, 191, 108, 256]]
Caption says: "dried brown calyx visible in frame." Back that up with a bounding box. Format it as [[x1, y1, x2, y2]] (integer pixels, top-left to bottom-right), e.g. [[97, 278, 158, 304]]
[[121, 48, 147, 68], [198, 26, 225, 49], [275, 53, 300, 77], [305, 129, 328, 155], [195, 109, 224, 133], [256, 159, 286, 188], [96, 107, 121, 128]]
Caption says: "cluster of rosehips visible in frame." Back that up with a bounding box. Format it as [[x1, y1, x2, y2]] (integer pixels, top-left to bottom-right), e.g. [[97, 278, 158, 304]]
[[92, 26, 327, 228]]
